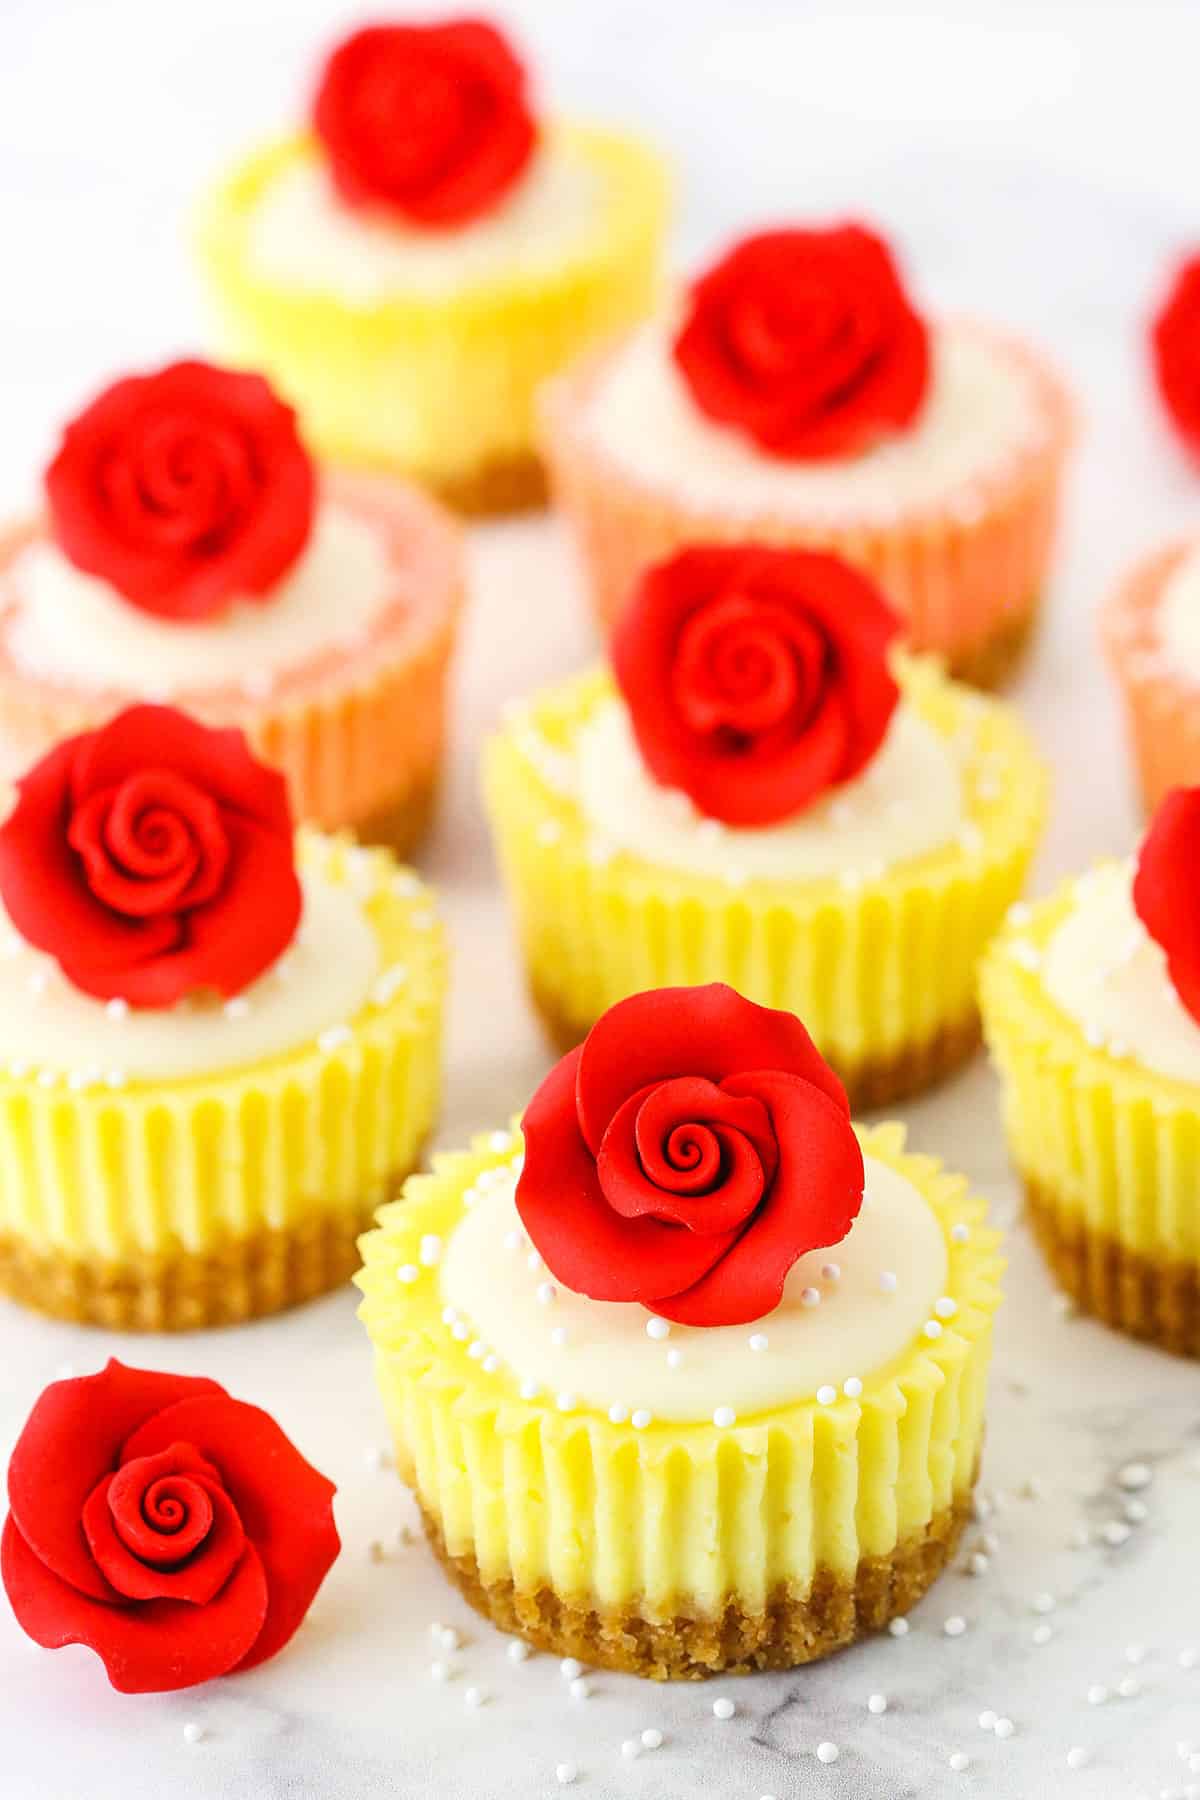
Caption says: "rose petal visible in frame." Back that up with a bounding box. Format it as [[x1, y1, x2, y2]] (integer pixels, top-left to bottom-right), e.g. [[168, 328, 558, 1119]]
[[597, 1076, 777, 1233], [654, 1072, 865, 1326], [6, 1361, 223, 1605], [120, 1394, 338, 1671], [517, 1050, 740, 1303], [575, 983, 848, 1157], [69, 705, 293, 838], [82, 1447, 246, 1606], [2, 1514, 268, 1695]]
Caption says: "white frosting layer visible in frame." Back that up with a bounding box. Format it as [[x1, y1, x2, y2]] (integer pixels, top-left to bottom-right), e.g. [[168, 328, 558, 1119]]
[[583, 321, 1042, 516], [0, 860, 380, 1081], [4, 505, 393, 699], [247, 142, 602, 303], [574, 697, 962, 880], [1040, 860, 1200, 1086], [1154, 544, 1200, 683], [440, 1158, 949, 1423]]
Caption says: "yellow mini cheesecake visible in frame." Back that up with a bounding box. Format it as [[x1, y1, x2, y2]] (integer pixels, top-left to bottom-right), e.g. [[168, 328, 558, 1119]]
[[484, 545, 1046, 1109], [0, 709, 445, 1331], [358, 985, 1003, 1677], [196, 19, 668, 514], [982, 790, 1200, 1356]]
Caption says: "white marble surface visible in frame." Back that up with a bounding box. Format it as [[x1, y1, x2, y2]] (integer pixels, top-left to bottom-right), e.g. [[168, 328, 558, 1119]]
[[3, 2, 1200, 1796]]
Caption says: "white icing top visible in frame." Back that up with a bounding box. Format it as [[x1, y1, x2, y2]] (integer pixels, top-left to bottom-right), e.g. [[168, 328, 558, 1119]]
[[583, 320, 1043, 516], [1040, 860, 1200, 1086], [1154, 544, 1200, 684], [247, 141, 602, 303], [0, 857, 380, 1081], [574, 696, 963, 880], [441, 1159, 948, 1422], [4, 504, 392, 699]]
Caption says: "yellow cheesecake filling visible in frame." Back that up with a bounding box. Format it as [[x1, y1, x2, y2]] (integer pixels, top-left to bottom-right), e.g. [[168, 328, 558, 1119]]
[[357, 1122, 1002, 1615], [0, 832, 445, 1261], [483, 655, 1046, 1071]]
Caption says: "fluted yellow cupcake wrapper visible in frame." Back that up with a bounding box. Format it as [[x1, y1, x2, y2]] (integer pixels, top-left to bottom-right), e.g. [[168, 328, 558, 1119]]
[[196, 125, 670, 495], [482, 658, 1046, 1097], [357, 1123, 1003, 1617], [0, 837, 446, 1268], [981, 881, 1200, 1265]]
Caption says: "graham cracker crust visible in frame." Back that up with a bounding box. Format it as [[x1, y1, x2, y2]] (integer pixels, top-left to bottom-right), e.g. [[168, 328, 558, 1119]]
[[429, 450, 548, 518], [0, 1168, 421, 1332], [351, 775, 440, 859], [421, 1488, 973, 1679], [532, 979, 981, 1112], [1025, 1177, 1200, 1358], [946, 606, 1037, 690]]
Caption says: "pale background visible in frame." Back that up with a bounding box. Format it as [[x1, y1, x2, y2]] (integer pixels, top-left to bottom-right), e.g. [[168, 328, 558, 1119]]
[[1, 3, 1199, 1797]]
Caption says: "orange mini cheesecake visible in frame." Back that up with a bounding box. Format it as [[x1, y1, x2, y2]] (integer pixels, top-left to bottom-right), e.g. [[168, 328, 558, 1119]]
[[543, 223, 1073, 686], [1102, 537, 1200, 813], [0, 359, 463, 854]]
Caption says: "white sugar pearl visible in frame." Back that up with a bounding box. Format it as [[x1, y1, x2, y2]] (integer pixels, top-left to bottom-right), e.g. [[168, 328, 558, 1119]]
[[950, 1223, 970, 1244], [507, 1640, 531, 1663], [748, 1333, 769, 1353], [536, 1282, 557, 1306], [1032, 1624, 1054, 1646], [713, 1406, 736, 1429], [1181, 1648, 1199, 1670], [438, 1627, 460, 1652], [519, 1379, 539, 1401], [559, 1660, 583, 1681], [556, 1392, 575, 1412], [1087, 1685, 1109, 1706], [182, 1722, 205, 1745], [821, 1262, 841, 1282], [879, 1270, 898, 1293], [555, 1762, 577, 1785], [569, 1677, 590, 1701], [666, 1348, 684, 1369], [867, 1693, 888, 1714], [608, 1403, 628, 1424], [631, 1409, 652, 1430], [944, 1615, 967, 1638], [464, 1686, 486, 1709], [1126, 1645, 1147, 1665], [641, 1728, 663, 1750], [482, 1355, 500, 1374], [889, 1618, 910, 1638], [621, 1739, 641, 1761], [816, 1742, 839, 1764], [924, 1320, 944, 1340], [935, 1296, 958, 1319], [949, 1752, 970, 1773], [430, 1661, 450, 1681], [1117, 1675, 1141, 1698], [1103, 1520, 1132, 1547], [1032, 1592, 1056, 1615], [503, 1230, 522, 1252], [712, 1697, 736, 1720], [817, 1385, 837, 1406], [994, 1717, 1015, 1739], [979, 1711, 998, 1731], [1118, 1461, 1152, 1491], [801, 1287, 822, 1308], [843, 1377, 863, 1399], [645, 1316, 670, 1340], [397, 1264, 420, 1284], [550, 1327, 569, 1348], [969, 1552, 990, 1576], [1065, 1746, 1088, 1769]]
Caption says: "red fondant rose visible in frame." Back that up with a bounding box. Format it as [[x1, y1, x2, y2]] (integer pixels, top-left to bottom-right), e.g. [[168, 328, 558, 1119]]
[[673, 225, 930, 460], [613, 544, 901, 827], [1, 1360, 338, 1694], [0, 706, 302, 1007], [313, 18, 537, 226], [516, 985, 864, 1327], [1133, 786, 1200, 1023], [1151, 253, 1200, 462], [45, 360, 314, 622]]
